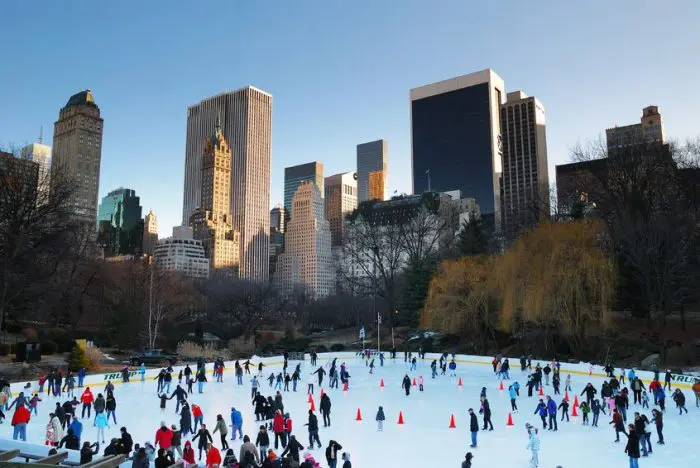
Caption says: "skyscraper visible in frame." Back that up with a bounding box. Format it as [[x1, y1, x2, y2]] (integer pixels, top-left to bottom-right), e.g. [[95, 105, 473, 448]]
[[606, 106, 665, 151], [189, 119, 239, 275], [284, 162, 324, 219], [142, 209, 159, 256], [410, 69, 505, 229], [20, 135, 51, 197], [183, 86, 272, 281], [51, 90, 104, 223], [275, 181, 334, 298], [270, 206, 286, 233], [97, 188, 143, 256], [357, 139, 388, 202], [324, 171, 357, 246], [500, 91, 549, 238]]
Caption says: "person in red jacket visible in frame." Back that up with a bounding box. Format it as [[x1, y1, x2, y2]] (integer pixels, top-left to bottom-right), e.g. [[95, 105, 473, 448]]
[[182, 441, 196, 466], [205, 443, 221, 467], [80, 388, 94, 419], [284, 413, 293, 439], [273, 410, 286, 449], [155, 423, 174, 452], [12, 405, 31, 441], [192, 404, 204, 432]]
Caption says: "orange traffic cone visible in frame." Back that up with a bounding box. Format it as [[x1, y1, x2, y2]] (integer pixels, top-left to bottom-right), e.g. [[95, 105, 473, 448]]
[[308, 393, 313, 403], [572, 403, 578, 417], [412, 377, 417, 387], [564, 391, 569, 402], [343, 382, 348, 392], [356, 408, 362, 421], [320, 387, 325, 397], [538, 386, 544, 396], [449, 414, 456, 428], [573, 395, 579, 407], [506, 412, 514, 426], [310, 399, 316, 411], [499, 381, 504, 390], [380, 378, 385, 388], [458, 377, 463, 387], [397, 411, 404, 425]]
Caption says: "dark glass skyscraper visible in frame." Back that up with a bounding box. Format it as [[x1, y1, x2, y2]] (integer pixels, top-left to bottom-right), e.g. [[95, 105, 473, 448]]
[[410, 69, 505, 229], [97, 187, 143, 256]]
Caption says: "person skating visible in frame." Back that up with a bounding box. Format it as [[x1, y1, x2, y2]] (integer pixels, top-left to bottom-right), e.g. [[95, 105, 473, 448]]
[[154, 422, 174, 454], [401, 375, 411, 396], [655, 386, 666, 412], [375, 406, 385, 432], [154, 447, 175, 468], [256, 424, 270, 462], [320, 392, 331, 427], [543, 364, 551, 386], [693, 380, 700, 407], [272, 410, 286, 449], [304, 409, 322, 449], [214, 414, 229, 450], [192, 403, 204, 432], [462, 452, 474, 468], [558, 398, 569, 422], [179, 403, 192, 437], [93, 393, 106, 423], [468, 408, 478, 448], [545, 396, 558, 431], [106, 392, 117, 425], [633, 412, 650, 457], [525, 423, 540, 468], [564, 374, 572, 392], [624, 424, 641, 468], [651, 408, 664, 445], [192, 423, 213, 460], [157, 393, 168, 415], [448, 359, 457, 377], [196, 369, 207, 394], [80, 441, 99, 464], [672, 389, 688, 415], [205, 443, 221, 467], [480, 397, 493, 431], [664, 369, 672, 391], [509, 385, 518, 412], [69, 417, 83, 444], [641, 390, 650, 409], [579, 401, 590, 425], [610, 408, 627, 442], [120, 427, 133, 454], [534, 399, 547, 429], [307, 374, 315, 395], [281, 434, 304, 463], [552, 373, 560, 395], [312, 366, 326, 387], [239, 435, 259, 466], [341, 452, 352, 468], [94, 410, 108, 444], [581, 383, 597, 406], [167, 384, 188, 413], [58, 427, 80, 450], [230, 406, 243, 441], [325, 440, 343, 468]]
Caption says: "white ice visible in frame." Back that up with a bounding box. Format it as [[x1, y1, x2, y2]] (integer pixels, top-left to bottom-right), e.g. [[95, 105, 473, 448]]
[[2, 353, 697, 467]]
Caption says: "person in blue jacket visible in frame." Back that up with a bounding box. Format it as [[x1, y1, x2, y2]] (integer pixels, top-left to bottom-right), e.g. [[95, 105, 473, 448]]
[[512, 381, 521, 397], [546, 396, 558, 431], [655, 387, 666, 412], [509, 385, 518, 412], [78, 368, 86, 388], [448, 359, 457, 377], [534, 399, 547, 429], [139, 364, 146, 382], [230, 407, 243, 441]]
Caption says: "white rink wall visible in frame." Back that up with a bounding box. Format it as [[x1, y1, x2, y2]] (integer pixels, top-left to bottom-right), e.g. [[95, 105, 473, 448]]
[[9, 351, 698, 394]]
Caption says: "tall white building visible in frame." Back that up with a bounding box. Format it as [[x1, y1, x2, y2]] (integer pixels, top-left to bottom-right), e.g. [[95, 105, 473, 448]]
[[275, 181, 334, 298], [153, 226, 210, 279], [357, 139, 388, 202], [183, 86, 272, 281], [324, 171, 357, 246], [142, 209, 159, 256], [20, 140, 51, 188]]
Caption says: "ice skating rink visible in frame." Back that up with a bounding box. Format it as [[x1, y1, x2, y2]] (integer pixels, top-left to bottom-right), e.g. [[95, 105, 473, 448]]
[[3, 353, 698, 467]]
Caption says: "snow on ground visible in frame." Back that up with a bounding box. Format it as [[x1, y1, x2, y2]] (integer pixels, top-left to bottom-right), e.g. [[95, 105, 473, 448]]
[[2, 353, 697, 467]]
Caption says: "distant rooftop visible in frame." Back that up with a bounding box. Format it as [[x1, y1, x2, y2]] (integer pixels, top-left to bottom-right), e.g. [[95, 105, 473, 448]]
[[64, 90, 98, 109]]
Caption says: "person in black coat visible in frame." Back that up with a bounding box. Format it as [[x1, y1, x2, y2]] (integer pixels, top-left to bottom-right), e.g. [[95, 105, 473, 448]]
[[58, 428, 80, 450], [401, 375, 411, 396], [154, 448, 175, 468], [281, 435, 305, 462], [80, 442, 99, 465], [468, 409, 479, 448], [192, 424, 213, 460], [325, 440, 343, 468], [304, 410, 322, 449], [119, 427, 133, 455], [180, 404, 193, 437], [624, 425, 641, 462], [320, 394, 332, 427]]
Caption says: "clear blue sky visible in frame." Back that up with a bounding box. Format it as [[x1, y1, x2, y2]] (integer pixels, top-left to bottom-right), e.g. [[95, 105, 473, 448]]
[[1, 1, 698, 237]]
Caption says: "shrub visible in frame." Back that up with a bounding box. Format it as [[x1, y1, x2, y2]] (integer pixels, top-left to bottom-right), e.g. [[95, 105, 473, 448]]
[[42, 341, 58, 355], [315, 345, 328, 353], [69, 345, 90, 371], [177, 341, 229, 360], [330, 343, 345, 352], [228, 337, 255, 356], [84, 346, 104, 371], [0, 343, 9, 356], [43, 328, 73, 353], [22, 328, 38, 341]]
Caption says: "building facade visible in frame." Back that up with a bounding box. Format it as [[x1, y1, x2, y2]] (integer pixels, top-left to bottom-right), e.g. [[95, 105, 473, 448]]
[[275, 181, 334, 298], [20, 141, 51, 199], [270, 206, 287, 233], [410, 69, 505, 230], [284, 162, 323, 219], [51, 90, 103, 223], [0, 151, 39, 207], [500, 91, 549, 238], [142, 209, 159, 256], [606, 106, 665, 152], [189, 119, 240, 276], [97, 187, 143, 256], [183, 86, 272, 281], [153, 227, 210, 279], [324, 171, 358, 246], [357, 139, 388, 202]]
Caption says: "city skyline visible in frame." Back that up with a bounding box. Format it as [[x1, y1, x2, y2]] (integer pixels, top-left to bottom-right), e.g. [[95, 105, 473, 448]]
[[2, 2, 699, 237]]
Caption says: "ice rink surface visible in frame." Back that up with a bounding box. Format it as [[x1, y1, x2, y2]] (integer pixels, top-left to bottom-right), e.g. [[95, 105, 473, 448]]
[[2, 354, 697, 467]]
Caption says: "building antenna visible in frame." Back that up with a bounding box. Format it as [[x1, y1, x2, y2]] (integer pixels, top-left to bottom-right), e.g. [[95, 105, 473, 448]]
[[39, 126, 43, 144]]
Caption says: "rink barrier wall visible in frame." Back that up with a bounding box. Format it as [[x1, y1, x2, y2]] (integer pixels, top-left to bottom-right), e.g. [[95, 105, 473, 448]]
[[9, 351, 698, 394]]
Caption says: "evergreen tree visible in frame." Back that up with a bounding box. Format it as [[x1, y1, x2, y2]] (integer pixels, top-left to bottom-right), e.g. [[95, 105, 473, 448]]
[[457, 215, 488, 256], [397, 256, 439, 326], [69, 344, 90, 371]]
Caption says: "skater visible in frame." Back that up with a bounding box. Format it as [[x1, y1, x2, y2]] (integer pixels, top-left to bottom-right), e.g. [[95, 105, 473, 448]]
[[552, 373, 560, 395], [631, 377, 645, 405], [281, 435, 305, 463], [591, 399, 604, 427], [410, 357, 417, 371], [641, 390, 650, 409], [196, 369, 207, 394], [431, 360, 437, 379], [320, 393, 331, 427], [168, 385, 188, 413], [651, 408, 664, 445], [624, 424, 641, 468], [105, 392, 116, 424], [564, 374, 572, 392], [418, 376, 424, 392], [509, 385, 518, 412], [543, 364, 551, 386], [401, 375, 411, 396], [304, 410, 322, 450], [546, 396, 558, 431], [480, 397, 493, 431], [655, 386, 666, 412], [664, 370, 672, 391], [581, 383, 597, 406], [192, 403, 204, 432], [80, 387, 94, 419], [369, 359, 375, 374], [251, 376, 259, 399], [94, 410, 109, 444], [230, 407, 243, 441], [325, 440, 343, 468], [192, 423, 213, 460], [307, 375, 315, 395], [558, 398, 569, 422], [375, 406, 385, 432], [448, 359, 457, 377], [462, 452, 473, 468], [313, 366, 326, 387], [534, 399, 547, 429], [672, 389, 688, 415], [579, 401, 590, 425], [468, 408, 478, 448], [610, 408, 627, 442], [154, 423, 174, 454], [633, 412, 651, 457], [213, 414, 229, 450], [180, 404, 192, 437], [157, 393, 168, 414], [272, 410, 286, 450], [525, 423, 540, 468]]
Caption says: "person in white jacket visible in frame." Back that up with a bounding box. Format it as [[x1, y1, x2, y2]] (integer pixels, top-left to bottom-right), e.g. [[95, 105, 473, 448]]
[[525, 423, 540, 468], [50, 414, 63, 446]]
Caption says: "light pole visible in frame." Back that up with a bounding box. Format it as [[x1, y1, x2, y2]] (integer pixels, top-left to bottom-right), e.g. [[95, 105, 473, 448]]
[[377, 313, 382, 354]]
